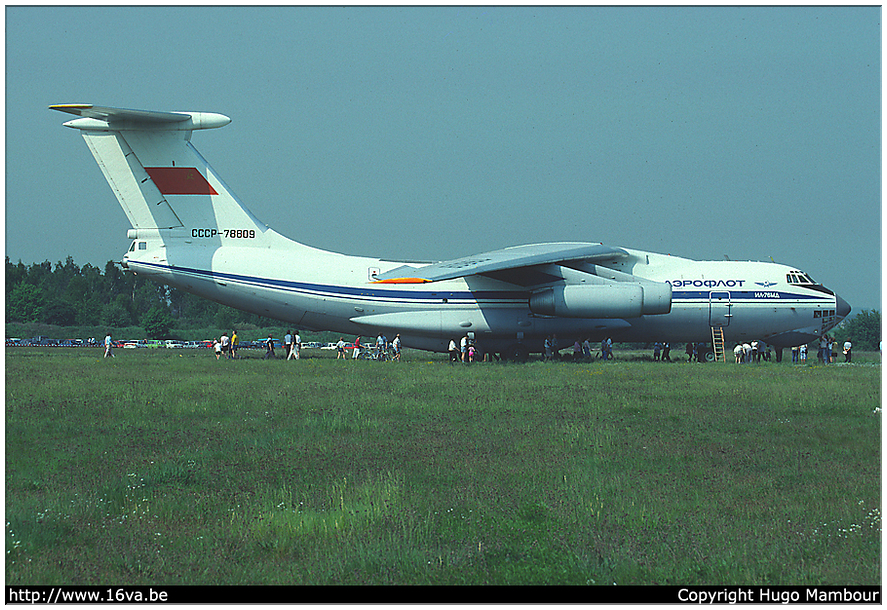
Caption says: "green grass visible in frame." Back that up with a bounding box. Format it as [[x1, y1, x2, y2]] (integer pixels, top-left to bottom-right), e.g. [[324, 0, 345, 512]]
[[5, 347, 881, 585]]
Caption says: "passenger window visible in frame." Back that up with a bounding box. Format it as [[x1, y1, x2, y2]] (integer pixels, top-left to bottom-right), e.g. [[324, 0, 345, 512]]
[[138, 242, 147, 250]]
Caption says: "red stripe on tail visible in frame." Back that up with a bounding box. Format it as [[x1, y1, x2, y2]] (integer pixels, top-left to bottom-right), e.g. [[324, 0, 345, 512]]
[[145, 167, 218, 195]]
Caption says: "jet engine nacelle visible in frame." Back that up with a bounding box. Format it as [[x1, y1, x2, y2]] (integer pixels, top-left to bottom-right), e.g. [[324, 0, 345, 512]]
[[529, 282, 671, 319]]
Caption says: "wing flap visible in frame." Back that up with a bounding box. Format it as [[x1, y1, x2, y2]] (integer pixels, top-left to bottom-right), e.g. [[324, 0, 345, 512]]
[[372, 242, 628, 284]]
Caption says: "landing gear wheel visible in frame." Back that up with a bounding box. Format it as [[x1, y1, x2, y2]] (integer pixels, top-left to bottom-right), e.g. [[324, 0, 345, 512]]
[[502, 343, 530, 363]]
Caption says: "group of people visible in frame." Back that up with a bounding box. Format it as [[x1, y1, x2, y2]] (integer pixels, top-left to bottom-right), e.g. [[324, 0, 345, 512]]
[[651, 342, 672, 361], [789, 337, 852, 364], [259, 331, 301, 360], [282, 330, 302, 360], [213, 330, 239, 360], [102, 327, 858, 366], [567, 337, 615, 361], [541, 335, 615, 362], [732, 340, 771, 364], [446, 334, 621, 363], [448, 335, 483, 363], [344, 334, 402, 361], [798, 336, 852, 364]]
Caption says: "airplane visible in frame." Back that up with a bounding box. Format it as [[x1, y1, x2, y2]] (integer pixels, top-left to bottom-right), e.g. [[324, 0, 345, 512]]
[[50, 103, 851, 362]]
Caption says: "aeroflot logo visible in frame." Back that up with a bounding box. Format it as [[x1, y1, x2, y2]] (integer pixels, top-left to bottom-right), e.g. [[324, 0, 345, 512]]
[[667, 279, 746, 288]]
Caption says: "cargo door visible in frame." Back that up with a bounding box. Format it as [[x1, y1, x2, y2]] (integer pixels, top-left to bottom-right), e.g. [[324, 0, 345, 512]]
[[709, 291, 732, 327]]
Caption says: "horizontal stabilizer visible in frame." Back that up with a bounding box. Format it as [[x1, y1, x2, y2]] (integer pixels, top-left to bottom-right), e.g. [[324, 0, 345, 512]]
[[372, 242, 627, 284], [50, 104, 231, 131]]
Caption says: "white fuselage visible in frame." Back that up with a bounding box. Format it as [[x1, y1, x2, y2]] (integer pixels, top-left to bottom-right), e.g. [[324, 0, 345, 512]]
[[122, 229, 845, 355]]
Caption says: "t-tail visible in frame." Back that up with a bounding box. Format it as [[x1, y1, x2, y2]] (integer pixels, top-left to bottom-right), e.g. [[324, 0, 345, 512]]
[[49, 104, 279, 250]]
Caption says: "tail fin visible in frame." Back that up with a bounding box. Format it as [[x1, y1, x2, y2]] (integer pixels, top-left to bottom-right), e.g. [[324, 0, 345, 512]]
[[50, 104, 268, 244]]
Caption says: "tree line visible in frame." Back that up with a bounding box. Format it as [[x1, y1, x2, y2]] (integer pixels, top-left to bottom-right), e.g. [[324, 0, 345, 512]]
[[5, 255, 882, 350], [5, 256, 277, 338]]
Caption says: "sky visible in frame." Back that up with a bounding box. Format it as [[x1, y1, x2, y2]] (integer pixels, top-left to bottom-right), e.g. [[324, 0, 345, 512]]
[[5, 5, 882, 313]]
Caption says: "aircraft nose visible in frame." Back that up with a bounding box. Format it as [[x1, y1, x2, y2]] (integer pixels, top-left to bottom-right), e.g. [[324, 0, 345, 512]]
[[835, 294, 851, 319]]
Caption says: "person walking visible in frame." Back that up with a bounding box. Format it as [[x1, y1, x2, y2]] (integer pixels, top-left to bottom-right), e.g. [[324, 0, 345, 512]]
[[289, 330, 301, 360], [448, 338, 459, 363], [819, 336, 830, 364], [220, 332, 231, 359], [104, 332, 114, 358], [392, 334, 402, 361], [843, 340, 852, 363], [284, 330, 293, 360]]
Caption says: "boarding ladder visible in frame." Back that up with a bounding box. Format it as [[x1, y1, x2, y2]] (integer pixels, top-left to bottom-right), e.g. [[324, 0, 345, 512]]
[[711, 327, 726, 362]]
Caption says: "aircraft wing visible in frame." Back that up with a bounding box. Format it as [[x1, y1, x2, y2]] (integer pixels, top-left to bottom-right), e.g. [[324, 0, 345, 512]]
[[372, 242, 628, 284]]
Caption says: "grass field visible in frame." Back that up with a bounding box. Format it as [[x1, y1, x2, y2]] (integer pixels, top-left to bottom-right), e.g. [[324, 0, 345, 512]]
[[5, 346, 881, 586]]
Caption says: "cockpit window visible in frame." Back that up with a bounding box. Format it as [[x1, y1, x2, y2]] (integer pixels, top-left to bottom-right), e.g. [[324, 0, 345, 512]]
[[129, 241, 136, 252], [786, 271, 816, 285]]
